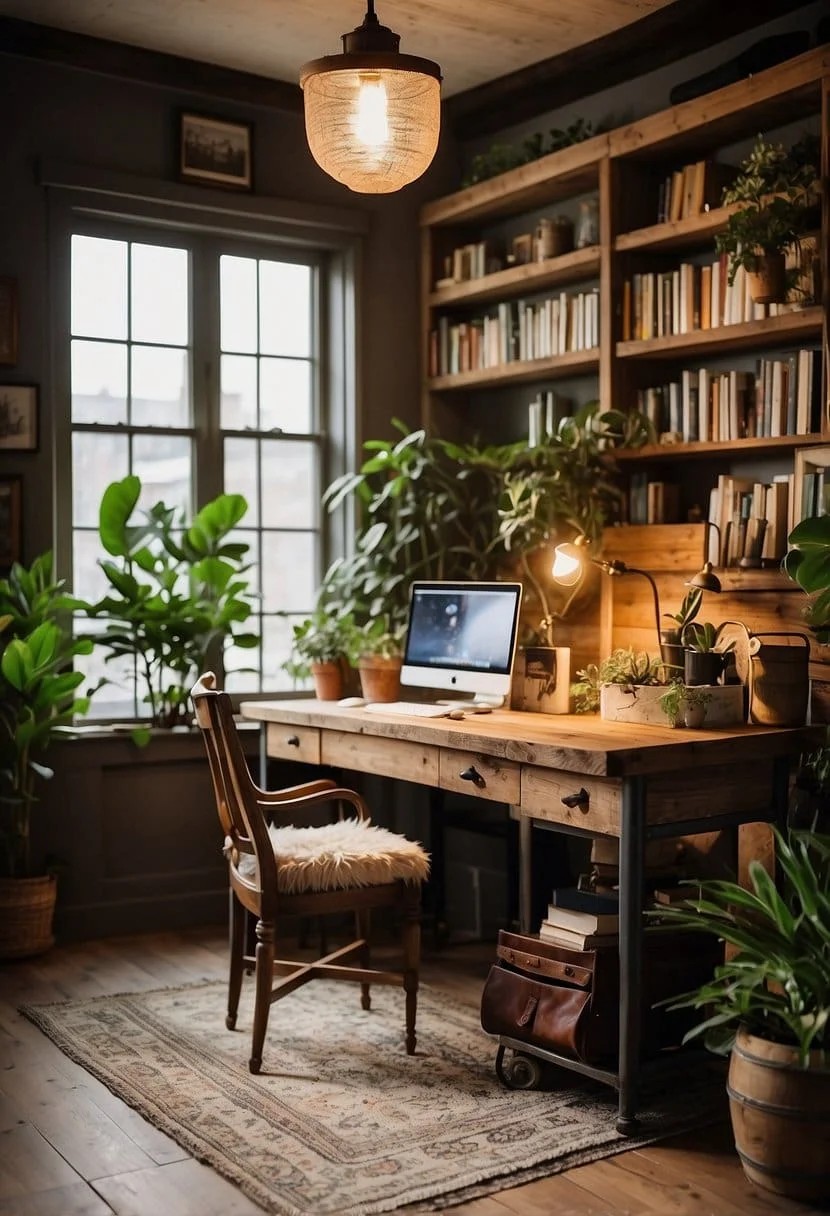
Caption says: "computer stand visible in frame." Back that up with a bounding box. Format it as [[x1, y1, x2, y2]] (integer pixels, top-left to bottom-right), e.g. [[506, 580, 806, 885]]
[[436, 694, 506, 711]]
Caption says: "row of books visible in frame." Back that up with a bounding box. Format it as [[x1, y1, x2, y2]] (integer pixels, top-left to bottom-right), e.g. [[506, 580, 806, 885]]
[[655, 158, 735, 225], [428, 290, 599, 377], [628, 476, 680, 525], [621, 252, 811, 342], [435, 240, 494, 287], [527, 391, 572, 446], [635, 348, 821, 444], [707, 473, 792, 566]]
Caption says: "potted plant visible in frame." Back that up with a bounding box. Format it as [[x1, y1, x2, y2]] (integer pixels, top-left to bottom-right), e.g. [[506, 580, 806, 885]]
[[0, 554, 93, 957], [681, 620, 735, 687], [658, 681, 712, 729], [659, 587, 702, 677], [284, 607, 353, 701], [716, 134, 820, 304], [85, 476, 258, 738], [343, 614, 406, 703], [652, 827, 830, 1199]]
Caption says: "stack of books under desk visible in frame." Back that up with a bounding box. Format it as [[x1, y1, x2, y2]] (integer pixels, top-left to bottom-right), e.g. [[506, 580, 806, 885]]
[[538, 887, 620, 950]]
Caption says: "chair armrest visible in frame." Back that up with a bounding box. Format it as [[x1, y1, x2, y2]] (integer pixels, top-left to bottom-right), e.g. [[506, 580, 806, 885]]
[[256, 786, 370, 821], [256, 778, 338, 804]]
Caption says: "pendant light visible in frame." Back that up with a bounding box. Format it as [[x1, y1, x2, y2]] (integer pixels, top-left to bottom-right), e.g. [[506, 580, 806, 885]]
[[300, 1, 442, 194]]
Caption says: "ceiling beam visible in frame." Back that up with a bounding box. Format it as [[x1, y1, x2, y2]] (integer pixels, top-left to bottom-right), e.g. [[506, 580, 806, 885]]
[[0, 15, 303, 113], [445, 0, 818, 140]]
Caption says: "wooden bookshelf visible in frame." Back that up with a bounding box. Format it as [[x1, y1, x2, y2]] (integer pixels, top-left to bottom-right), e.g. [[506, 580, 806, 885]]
[[420, 45, 829, 557]]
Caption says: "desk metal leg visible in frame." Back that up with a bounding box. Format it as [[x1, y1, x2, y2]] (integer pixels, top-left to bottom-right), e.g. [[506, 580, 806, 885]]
[[519, 811, 532, 934], [618, 774, 645, 1135], [772, 755, 791, 832]]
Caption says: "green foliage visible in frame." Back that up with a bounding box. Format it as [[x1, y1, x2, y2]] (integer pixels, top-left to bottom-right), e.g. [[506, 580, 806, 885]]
[[658, 680, 712, 726], [86, 477, 258, 730], [715, 134, 820, 285], [682, 620, 736, 654], [320, 410, 646, 651], [283, 608, 353, 682], [462, 117, 599, 187], [661, 587, 702, 641], [343, 614, 406, 663], [651, 828, 830, 1066], [571, 647, 663, 714], [0, 554, 93, 877], [784, 513, 830, 644]]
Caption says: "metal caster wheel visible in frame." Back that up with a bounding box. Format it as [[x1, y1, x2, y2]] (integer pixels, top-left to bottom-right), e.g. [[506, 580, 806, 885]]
[[495, 1045, 543, 1090]]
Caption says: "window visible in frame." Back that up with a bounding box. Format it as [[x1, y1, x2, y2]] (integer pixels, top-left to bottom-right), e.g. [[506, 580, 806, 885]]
[[69, 226, 328, 719]]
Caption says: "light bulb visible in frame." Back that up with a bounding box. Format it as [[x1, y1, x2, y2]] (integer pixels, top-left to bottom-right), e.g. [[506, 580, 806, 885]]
[[552, 547, 582, 587], [354, 74, 389, 147]]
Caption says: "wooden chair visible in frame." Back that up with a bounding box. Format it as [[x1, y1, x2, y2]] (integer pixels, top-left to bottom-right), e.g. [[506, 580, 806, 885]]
[[191, 673, 428, 1073]]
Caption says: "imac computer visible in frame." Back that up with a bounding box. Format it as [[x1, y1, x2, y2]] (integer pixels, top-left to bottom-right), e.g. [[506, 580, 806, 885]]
[[399, 580, 522, 706]]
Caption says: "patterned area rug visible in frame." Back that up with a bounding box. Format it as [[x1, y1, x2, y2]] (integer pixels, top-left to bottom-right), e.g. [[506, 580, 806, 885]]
[[22, 980, 725, 1215]]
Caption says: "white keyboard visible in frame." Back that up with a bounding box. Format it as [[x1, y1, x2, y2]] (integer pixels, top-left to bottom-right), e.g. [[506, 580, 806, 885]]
[[364, 701, 451, 717]]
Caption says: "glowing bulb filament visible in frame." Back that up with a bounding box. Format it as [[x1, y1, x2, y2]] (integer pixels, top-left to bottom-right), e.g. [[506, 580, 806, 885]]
[[355, 74, 389, 147]]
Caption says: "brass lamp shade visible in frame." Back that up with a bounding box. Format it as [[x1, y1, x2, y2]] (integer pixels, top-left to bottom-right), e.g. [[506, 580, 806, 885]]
[[300, 4, 442, 194]]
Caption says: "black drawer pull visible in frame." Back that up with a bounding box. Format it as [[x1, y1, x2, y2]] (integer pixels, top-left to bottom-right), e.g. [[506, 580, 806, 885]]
[[459, 765, 486, 789], [561, 787, 590, 811], [286, 734, 300, 747]]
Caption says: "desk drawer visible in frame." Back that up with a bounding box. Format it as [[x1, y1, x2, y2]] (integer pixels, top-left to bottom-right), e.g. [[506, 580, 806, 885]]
[[322, 731, 440, 785], [266, 723, 320, 765], [439, 749, 521, 803], [522, 767, 622, 834]]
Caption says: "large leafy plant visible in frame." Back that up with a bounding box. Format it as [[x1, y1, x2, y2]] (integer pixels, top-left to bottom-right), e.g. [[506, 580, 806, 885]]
[[0, 554, 92, 877], [652, 828, 830, 1066], [86, 477, 258, 732]]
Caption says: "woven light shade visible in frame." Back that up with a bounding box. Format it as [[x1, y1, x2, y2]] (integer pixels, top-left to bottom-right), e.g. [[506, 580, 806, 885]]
[[300, 3, 441, 194]]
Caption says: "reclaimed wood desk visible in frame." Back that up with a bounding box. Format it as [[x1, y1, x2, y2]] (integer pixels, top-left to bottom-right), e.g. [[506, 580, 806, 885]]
[[240, 698, 818, 1132]]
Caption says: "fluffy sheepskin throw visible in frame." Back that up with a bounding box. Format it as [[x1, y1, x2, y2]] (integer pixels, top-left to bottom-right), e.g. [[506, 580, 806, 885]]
[[235, 818, 430, 894]]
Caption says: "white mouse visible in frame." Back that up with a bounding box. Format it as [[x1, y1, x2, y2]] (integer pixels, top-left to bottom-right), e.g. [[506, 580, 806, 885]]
[[337, 696, 366, 708]]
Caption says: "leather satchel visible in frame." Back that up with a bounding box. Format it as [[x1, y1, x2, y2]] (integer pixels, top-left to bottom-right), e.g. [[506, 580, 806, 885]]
[[480, 928, 719, 1066]]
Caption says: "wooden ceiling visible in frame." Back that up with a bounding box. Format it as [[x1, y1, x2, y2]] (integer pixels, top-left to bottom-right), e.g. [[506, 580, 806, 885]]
[[0, 0, 679, 98]]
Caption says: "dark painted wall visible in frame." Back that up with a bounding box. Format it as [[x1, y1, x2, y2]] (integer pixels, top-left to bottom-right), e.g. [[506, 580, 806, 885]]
[[0, 50, 458, 562]]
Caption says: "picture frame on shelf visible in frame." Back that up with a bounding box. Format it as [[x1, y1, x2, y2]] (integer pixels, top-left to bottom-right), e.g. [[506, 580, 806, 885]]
[[0, 476, 22, 571], [793, 446, 830, 524], [179, 112, 253, 190], [0, 277, 19, 366], [0, 384, 38, 452]]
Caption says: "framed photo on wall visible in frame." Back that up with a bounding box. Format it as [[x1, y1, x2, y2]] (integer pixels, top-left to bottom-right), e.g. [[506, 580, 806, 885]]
[[0, 384, 38, 451], [0, 476, 22, 571], [0, 278, 19, 366], [179, 112, 253, 190]]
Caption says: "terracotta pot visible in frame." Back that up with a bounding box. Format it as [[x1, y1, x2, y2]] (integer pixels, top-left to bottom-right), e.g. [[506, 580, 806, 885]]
[[746, 252, 787, 304], [0, 874, 57, 959], [310, 660, 344, 702], [728, 1026, 830, 1200], [358, 656, 402, 703]]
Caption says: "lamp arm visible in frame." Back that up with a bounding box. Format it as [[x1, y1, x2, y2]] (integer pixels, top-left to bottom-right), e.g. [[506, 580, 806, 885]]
[[519, 550, 555, 646], [598, 560, 662, 646]]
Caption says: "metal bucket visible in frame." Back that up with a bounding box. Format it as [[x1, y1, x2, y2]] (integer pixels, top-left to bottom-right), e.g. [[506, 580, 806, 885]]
[[747, 632, 810, 727]]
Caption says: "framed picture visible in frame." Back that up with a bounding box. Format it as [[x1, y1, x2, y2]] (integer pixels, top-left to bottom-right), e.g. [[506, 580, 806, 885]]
[[179, 112, 253, 190], [0, 476, 22, 571], [0, 278, 18, 366], [0, 384, 38, 452]]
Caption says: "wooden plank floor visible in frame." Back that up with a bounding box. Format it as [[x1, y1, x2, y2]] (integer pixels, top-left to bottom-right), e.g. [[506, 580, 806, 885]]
[[0, 927, 823, 1216]]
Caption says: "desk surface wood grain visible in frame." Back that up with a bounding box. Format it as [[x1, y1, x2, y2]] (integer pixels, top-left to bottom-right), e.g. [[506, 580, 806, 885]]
[[241, 700, 821, 778]]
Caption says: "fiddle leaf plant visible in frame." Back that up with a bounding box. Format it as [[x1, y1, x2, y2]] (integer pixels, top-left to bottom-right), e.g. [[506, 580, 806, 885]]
[[86, 476, 258, 733], [0, 554, 93, 878]]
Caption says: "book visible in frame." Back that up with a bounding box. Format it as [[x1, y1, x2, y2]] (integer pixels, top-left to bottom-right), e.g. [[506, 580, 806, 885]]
[[538, 923, 619, 950], [545, 904, 620, 935]]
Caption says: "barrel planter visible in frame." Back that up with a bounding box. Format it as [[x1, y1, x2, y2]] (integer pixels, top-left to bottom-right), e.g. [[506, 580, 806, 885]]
[[727, 1026, 830, 1200], [0, 874, 57, 959]]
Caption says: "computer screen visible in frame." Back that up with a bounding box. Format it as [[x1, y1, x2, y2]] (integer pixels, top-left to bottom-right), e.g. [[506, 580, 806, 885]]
[[401, 581, 523, 702]]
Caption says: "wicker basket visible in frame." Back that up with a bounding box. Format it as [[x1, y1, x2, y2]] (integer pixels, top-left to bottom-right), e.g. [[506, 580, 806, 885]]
[[0, 875, 57, 959]]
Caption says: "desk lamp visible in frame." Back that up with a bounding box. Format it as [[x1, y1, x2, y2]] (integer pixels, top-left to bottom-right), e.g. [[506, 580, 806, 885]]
[[552, 538, 663, 647], [684, 522, 722, 594]]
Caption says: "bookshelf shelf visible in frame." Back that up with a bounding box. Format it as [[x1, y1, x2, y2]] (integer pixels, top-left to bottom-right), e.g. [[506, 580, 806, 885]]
[[615, 433, 826, 463], [428, 246, 601, 309], [428, 348, 599, 391], [615, 206, 736, 254], [616, 307, 823, 361]]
